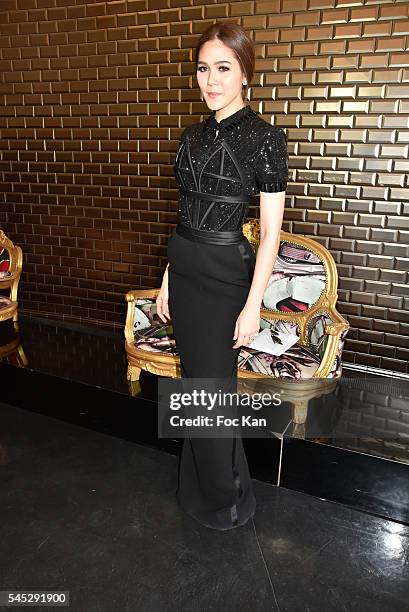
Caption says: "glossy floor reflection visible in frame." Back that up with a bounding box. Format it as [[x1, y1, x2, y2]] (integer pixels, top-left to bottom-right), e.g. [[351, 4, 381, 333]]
[[0, 316, 132, 395], [1, 315, 409, 526], [1, 400, 408, 611]]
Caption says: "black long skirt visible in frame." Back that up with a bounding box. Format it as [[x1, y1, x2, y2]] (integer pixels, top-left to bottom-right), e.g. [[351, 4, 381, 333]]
[[167, 226, 257, 531]]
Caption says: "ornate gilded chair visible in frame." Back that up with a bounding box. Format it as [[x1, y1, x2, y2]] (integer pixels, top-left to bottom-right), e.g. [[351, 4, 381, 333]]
[[124, 219, 349, 383], [0, 230, 22, 330]]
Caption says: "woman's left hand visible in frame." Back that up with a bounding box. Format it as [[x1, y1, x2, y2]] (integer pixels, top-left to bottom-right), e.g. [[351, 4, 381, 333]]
[[232, 306, 260, 349]]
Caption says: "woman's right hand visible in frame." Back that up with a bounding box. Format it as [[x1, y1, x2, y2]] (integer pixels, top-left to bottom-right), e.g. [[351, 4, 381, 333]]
[[156, 263, 171, 323]]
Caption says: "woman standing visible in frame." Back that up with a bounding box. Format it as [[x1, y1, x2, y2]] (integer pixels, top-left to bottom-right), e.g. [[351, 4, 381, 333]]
[[157, 22, 288, 531]]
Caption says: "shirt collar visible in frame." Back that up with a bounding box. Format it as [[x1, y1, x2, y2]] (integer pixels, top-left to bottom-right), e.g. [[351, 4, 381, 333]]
[[204, 104, 256, 132]]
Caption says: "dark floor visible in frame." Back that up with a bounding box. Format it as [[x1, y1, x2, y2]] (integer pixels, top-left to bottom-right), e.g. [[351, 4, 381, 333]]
[[1, 315, 409, 610], [1, 400, 409, 612]]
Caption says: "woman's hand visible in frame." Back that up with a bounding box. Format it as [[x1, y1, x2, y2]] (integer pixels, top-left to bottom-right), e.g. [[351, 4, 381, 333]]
[[232, 305, 260, 349], [156, 264, 171, 323]]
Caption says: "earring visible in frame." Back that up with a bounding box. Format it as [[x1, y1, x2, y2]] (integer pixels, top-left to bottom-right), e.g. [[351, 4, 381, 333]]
[[242, 80, 247, 86]]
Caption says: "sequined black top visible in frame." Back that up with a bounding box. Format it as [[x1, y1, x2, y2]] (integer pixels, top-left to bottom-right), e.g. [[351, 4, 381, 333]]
[[173, 104, 289, 232]]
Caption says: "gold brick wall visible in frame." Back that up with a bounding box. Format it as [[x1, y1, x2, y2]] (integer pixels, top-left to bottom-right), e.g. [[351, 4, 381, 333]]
[[0, 0, 408, 373]]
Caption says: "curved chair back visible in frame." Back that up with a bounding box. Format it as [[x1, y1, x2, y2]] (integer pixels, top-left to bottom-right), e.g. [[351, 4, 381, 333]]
[[243, 218, 339, 313]]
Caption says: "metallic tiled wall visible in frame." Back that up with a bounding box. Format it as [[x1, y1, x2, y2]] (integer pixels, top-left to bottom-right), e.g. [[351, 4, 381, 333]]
[[0, 1, 408, 373]]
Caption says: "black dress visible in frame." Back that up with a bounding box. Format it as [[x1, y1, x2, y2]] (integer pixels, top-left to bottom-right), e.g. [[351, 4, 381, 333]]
[[167, 104, 288, 530]]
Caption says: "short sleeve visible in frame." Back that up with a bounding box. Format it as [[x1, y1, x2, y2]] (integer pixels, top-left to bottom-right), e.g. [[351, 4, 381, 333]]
[[180, 125, 190, 143], [255, 127, 289, 193], [174, 126, 190, 165]]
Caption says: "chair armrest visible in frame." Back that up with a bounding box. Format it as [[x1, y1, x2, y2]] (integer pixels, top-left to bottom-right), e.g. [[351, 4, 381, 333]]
[[325, 320, 349, 337], [322, 306, 349, 331], [311, 308, 349, 378]]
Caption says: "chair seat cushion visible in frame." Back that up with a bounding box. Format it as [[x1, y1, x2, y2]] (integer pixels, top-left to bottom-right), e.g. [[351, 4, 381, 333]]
[[0, 296, 13, 310], [133, 320, 322, 379], [134, 321, 178, 355], [237, 343, 320, 378]]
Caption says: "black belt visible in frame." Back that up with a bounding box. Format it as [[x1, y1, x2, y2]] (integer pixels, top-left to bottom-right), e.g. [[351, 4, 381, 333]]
[[180, 187, 250, 205], [175, 222, 245, 245]]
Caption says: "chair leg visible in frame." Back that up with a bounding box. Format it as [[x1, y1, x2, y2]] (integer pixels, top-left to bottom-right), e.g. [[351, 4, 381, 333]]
[[127, 363, 142, 381], [291, 400, 308, 439], [292, 399, 308, 425]]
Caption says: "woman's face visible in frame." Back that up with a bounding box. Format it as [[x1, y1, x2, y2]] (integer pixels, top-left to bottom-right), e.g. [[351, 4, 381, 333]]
[[196, 39, 246, 113]]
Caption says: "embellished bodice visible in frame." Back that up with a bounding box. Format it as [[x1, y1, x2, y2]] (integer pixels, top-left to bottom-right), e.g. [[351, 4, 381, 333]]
[[173, 104, 289, 232]]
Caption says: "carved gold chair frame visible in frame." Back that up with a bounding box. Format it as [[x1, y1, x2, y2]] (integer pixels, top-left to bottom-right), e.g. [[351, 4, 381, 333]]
[[0, 229, 23, 329]]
